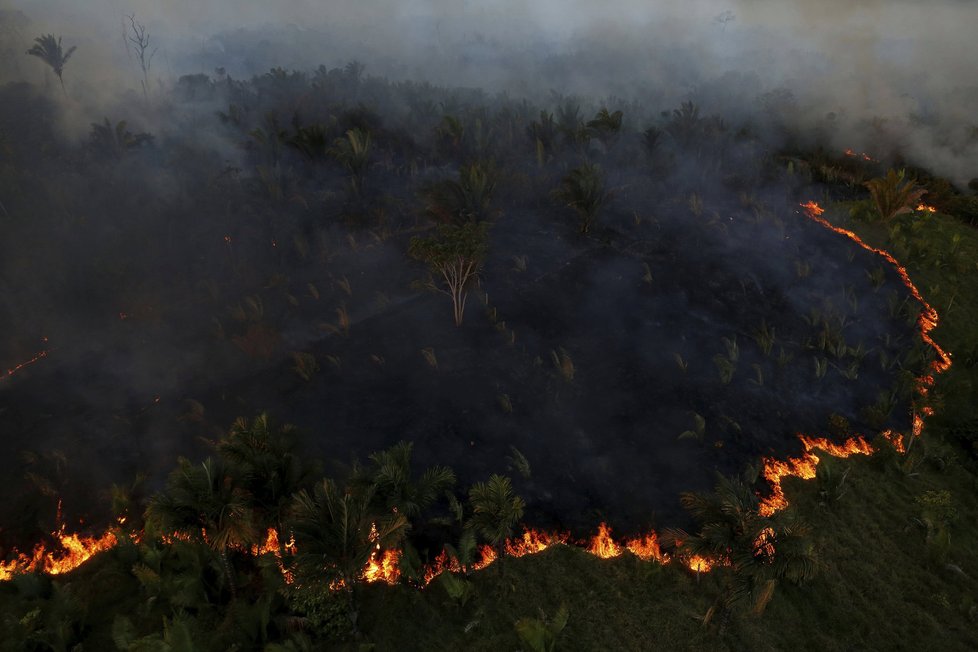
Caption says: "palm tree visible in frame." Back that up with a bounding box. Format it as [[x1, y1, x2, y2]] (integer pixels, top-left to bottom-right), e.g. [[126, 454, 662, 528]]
[[327, 127, 372, 197], [422, 162, 497, 224], [527, 110, 558, 165], [216, 414, 315, 543], [26, 34, 76, 95], [88, 118, 154, 159], [865, 169, 926, 221], [553, 163, 609, 234], [145, 457, 259, 600], [435, 114, 466, 160], [665, 475, 819, 629], [667, 100, 703, 148], [289, 478, 408, 631], [353, 441, 455, 520], [467, 474, 525, 556], [586, 108, 624, 152]]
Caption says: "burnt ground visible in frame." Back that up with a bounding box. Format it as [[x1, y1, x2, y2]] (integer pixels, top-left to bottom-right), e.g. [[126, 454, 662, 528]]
[[0, 188, 921, 545]]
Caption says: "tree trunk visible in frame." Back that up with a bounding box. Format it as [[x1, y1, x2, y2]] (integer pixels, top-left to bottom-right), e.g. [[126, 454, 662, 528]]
[[220, 547, 237, 601]]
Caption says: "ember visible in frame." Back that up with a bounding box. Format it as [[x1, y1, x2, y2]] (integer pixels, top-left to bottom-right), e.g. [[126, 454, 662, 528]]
[[843, 148, 875, 162], [2, 346, 51, 381]]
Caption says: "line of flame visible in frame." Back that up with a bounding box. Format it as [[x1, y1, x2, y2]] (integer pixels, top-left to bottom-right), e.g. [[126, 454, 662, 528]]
[[0, 200, 950, 586], [0, 525, 118, 581], [756, 202, 952, 517]]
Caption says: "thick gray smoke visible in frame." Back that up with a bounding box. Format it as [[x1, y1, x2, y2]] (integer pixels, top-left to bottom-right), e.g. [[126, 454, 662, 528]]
[[4, 0, 977, 185]]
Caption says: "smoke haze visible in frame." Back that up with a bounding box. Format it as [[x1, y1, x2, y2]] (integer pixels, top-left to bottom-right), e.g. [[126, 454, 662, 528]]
[[4, 1, 977, 184], [0, 0, 970, 540]]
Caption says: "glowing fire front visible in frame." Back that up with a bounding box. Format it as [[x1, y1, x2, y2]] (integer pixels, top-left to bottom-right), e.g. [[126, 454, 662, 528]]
[[0, 526, 118, 581], [753, 200, 955, 518], [0, 200, 951, 593]]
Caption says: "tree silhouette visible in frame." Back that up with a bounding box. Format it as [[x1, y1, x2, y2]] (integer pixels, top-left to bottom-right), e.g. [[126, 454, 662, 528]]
[[586, 108, 624, 152], [665, 475, 819, 629], [216, 414, 315, 542], [409, 221, 490, 326], [422, 161, 497, 224], [328, 127, 372, 197], [289, 478, 408, 631], [553, 163, 610, 234], [26, 34, 76, 95], [124, 14, 157, 100], [467, 474, 525, 556], [353, 440, 455, 519], [88, 118, 154, 159], [145, 457, 259, 600], [865, 169, 926, 221]]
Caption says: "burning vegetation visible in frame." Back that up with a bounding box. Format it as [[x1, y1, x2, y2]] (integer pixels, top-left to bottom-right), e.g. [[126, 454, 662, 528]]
[[3, 11, 976, 647]]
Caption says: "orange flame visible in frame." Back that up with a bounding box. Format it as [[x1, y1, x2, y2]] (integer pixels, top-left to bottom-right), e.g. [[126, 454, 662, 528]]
[[753, 527, 776, 562], [1, 526, 118, 580], [251, 527, 295, 557], [362, 548, 401, 584], [505, 528, 568, 557], [470, 544, 497, 571], [880, 429, 906, 453], [422, 549, 464, 584], [915, 204, 937, 213], [799, 200, 825, 217], [755, 202, 954, 517], [587, 522, 623, 558], [686, 555, 713, 573], [625, 532, 666, 562], [2, 198, 954, 589], [759, 435, 875, 517]]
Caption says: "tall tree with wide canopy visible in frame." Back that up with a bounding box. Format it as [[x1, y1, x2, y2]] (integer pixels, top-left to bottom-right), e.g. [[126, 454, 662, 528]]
[[409, 221, 489, 326]]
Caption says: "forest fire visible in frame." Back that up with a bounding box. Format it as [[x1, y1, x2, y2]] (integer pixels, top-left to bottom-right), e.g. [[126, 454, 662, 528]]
[[253, 527, 285, 556], [799, 200, 824, 216], [915, 204, 937, 213], [686, 555, 713, 573], [588, 522, 623, 558], [754, 200, 957, 517], [0, 198, 949, 597], [753, 527, 776, 561], [0, 526, 118, 581], [625, 532, 666, 562], [798, 200, 951, 376], [419, 525, 669, 585], [363, 548, 401, 584], [506, 528, 568, 557], [881, 429, 906, 454]]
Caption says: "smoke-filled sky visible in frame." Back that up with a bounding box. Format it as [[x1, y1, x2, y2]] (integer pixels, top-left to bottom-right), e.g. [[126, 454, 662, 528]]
[[3, 0, 976, 185]]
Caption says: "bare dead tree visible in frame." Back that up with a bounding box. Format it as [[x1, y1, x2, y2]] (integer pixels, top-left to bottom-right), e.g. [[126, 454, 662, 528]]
[[125, 13, 157, 100]]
